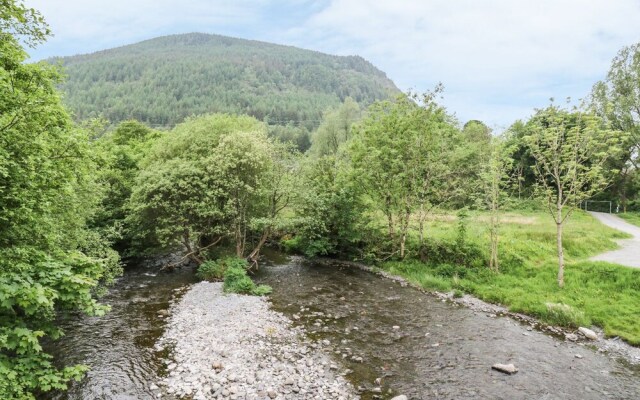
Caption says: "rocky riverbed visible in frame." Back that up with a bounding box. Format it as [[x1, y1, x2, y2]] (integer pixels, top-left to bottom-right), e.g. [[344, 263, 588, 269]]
[[153, 282, 359, 399], [321, 259, 640, 366]]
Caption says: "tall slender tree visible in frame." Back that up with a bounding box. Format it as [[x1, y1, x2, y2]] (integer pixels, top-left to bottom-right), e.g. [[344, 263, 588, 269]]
[[523, 106, 623, 287]]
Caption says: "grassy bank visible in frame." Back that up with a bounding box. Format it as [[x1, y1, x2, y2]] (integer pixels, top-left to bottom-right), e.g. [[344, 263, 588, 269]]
[[378, 210, 640, 345], [618, 212, 640, 227]]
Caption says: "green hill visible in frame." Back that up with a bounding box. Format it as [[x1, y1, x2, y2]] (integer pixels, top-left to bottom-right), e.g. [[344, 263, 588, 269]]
[[52, 33, 400, 130]]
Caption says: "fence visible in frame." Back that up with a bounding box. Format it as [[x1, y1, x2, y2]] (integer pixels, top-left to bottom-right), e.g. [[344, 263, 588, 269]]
[[582, 200, 613, 213]]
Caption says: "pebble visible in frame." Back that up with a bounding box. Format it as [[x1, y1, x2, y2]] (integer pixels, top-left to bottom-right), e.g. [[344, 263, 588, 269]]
[[155, 282, 358, 399]]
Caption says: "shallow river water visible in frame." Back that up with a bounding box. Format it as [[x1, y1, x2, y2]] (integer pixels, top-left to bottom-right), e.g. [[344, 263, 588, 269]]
[[49, 253, 640, 399]]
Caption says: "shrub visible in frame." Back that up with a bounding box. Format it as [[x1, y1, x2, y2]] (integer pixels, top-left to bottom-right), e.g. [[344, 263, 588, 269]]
[[196, 260, 226, 281], [221, 257, 272, 296]]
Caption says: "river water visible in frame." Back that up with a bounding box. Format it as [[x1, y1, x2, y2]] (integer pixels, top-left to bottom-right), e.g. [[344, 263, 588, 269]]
[[48, 253, 640, 399]]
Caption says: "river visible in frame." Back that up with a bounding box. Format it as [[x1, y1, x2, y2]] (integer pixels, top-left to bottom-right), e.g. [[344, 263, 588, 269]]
[[48, 252, 640, 399]]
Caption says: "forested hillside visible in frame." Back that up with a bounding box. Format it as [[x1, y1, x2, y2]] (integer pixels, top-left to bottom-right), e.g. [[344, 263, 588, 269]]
[[52, 33, 399, 130]]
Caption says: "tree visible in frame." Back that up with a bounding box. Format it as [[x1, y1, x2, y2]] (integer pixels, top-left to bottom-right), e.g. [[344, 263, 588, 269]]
[[477, 138, 514, 271], [295, 154, 365, 257], [90, 120, 163, 252], [349, 92, 458, 258], [309, 97, 361, 157], [523, 106, 623, 287], [127, 114, 294, 266], [1, 2, 120, 398], [590, 43, 640, 210]]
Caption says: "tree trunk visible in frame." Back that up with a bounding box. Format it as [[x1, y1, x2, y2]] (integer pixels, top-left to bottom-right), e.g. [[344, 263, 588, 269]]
[[489, 209, 499, 271], [418, 202, 425, 245], [556, 221, 565, 288], [247, 229, 270, 269], [399, 206, 411, 259]]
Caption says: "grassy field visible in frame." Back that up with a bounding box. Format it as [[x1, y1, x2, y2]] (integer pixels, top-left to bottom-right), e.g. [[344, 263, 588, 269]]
[[378, 210, 640, 345], [618, 211, 640, 227]]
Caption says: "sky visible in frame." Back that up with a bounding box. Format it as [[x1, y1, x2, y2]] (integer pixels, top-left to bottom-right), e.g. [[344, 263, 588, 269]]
[[25, 0, 640, 130]]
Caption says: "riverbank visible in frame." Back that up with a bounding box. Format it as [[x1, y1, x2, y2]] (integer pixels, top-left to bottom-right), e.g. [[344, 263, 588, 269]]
[[153, 282, 358, 399], [320, 259, 640, 366]]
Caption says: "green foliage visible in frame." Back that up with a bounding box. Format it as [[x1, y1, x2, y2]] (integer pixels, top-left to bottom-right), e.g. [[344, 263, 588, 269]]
[[196, 260, 226, 281], [0, 0, 50, 47], [128, 114, 297, 261], [293, 155, 366, 257], [523, 106, 624, 220], [309, 97, 362, 157], [50, 33, 399, 131], [268, 124, 311, 152], [522, 105, 625, 285], [222, 258, 272, 296], [590, 43, 640, 209], [90, 120, 162, 251], [1, 3, 121, 398], [348, 91, 462, 257]]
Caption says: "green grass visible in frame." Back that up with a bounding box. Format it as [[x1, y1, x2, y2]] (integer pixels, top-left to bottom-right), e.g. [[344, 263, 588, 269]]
[[618, 212, 640, 227], [379, 210, 640, 345]]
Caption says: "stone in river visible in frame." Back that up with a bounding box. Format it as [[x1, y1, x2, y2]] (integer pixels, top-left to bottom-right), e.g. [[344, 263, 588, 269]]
[[492, 363, 518, 375]]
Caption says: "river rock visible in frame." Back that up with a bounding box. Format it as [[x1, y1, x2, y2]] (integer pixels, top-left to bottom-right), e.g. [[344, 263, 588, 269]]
[[579, 327, 598, 340], [391, 396, 408, 400], [492, 363, 518, 375], [156, 282, 357, 399], [565, 333, 578, 342]]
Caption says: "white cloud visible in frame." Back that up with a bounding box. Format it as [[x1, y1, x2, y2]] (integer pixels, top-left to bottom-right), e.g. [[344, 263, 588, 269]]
[[284, 0, 640, 127], [25, 0, 640, 128]]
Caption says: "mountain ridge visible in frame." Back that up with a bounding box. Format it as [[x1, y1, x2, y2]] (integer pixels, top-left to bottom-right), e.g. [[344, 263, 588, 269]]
[[51, 32, 400, 131]]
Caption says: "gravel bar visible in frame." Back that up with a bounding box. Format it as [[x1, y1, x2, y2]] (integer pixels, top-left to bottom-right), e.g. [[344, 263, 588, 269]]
[[153, 282, 358, 399]]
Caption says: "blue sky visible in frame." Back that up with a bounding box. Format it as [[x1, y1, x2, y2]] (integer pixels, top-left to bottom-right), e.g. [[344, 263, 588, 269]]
[[25, 0, 640, 130]]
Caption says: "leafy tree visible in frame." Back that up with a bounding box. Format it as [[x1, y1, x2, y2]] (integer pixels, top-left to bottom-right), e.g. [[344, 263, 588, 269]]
[[295, 155, 365, 257], [477, 138, 514, 271], [349, 92, 459, 258], [127, 114, 295, 265], [267, 123, 310, 152], [90, 120, 163, 251], [503, 120, 537, 200], [590, 43, 640, 210], [523, 106, 623, 287], [309, 97, 362, 157], [1, 2, 120, 398]]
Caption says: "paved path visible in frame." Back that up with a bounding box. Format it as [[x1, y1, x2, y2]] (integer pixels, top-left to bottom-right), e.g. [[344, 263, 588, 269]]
[[590, 212, 640, 268]]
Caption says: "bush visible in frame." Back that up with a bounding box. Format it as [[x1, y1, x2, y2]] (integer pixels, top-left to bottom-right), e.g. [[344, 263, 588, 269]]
[[221, 257, 272, 296], [196, 260, 226, 281]]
